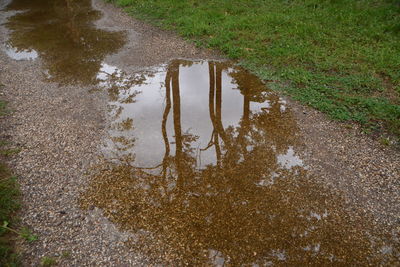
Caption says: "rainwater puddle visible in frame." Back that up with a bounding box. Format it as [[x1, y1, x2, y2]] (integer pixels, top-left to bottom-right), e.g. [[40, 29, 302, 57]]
[[82, 60, 399, 265], [100, 60, 300, 171], [2, 0, 125, 84], [4, 43, 38, 60]]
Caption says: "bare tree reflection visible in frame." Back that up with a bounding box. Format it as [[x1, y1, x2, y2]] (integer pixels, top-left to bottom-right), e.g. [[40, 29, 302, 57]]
[[82, 60, 394, 266], [161, 65, 172, 180], [170, 62, 183, 187]]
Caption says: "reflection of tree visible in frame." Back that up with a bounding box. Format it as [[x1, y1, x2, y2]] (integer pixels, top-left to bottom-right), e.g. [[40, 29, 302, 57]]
[[171, 61, 183, 186], [161, 65, 172, 179], [206, 62, 222, 165], [98, 65, 150, 163], [205, 62, 228, 166], [5, 0, 125, 85], [99, 67, 145, 104], [161, 61, 198, 189], [82, 61, 392, 266]]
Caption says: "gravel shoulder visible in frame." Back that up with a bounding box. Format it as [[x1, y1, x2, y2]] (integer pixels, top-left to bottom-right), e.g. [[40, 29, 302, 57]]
[[0, 0, 398, 265], [291, 102, 400, 231]]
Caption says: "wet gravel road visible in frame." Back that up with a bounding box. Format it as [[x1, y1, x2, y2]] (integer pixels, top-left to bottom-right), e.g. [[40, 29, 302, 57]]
[[0, 0, 399, 265]]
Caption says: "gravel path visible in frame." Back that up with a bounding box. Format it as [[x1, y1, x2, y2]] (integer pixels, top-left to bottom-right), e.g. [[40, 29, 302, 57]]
[[0, 0, 218, 265], [0, 0, 398, 266]]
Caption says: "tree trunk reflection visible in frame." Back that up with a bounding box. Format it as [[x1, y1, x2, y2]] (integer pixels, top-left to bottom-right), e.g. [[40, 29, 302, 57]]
[[170, 62, 183, 187]]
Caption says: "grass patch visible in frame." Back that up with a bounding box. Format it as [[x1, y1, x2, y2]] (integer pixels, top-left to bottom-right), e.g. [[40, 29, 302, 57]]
[[108, 0, 400, 139], [0, 101, 6, 116], [40, 256, 57, 267], [0, 149, 21, 157], [0, 99, 21, 267], [0, 158, 21, 266]]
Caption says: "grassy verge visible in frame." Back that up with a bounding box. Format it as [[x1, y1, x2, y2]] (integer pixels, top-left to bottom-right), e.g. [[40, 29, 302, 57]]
[[108, 0, 400, 139], [0, 99, 21, 267]]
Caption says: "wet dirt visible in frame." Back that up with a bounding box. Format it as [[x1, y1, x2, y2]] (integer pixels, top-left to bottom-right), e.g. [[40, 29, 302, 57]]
[[81, 60, 399, 265], [1, 0, 399, 265]]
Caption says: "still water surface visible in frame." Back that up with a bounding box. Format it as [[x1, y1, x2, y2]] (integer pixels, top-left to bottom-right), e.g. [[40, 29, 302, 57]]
[[2, 0, 125, 84], [85, 59, 398, 265]]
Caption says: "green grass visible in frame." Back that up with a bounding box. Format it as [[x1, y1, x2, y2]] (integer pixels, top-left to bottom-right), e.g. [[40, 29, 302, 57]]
[[108, 0, 400, 139], [0, 101, 6, 116], [0, 100, 21, 267], [40, 256, 57, 267]]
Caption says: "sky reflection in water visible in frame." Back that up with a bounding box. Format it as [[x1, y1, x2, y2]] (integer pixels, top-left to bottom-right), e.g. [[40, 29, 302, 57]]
[[83, 60, 398, 266]]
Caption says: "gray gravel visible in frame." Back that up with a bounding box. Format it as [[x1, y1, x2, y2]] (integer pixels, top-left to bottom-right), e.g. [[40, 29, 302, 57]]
[[292, 103, 400, 238], [0, 0, 398, 266]]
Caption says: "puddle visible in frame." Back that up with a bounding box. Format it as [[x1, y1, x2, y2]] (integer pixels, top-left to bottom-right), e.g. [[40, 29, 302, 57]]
[[4, 43, 38, 60], [100, 60, 300, 171], [82, 60, 399, 265], [2, 0, 125, 84]]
